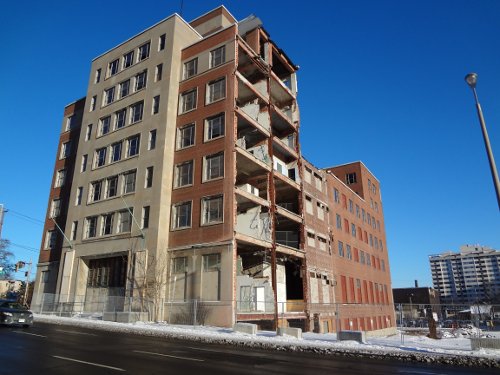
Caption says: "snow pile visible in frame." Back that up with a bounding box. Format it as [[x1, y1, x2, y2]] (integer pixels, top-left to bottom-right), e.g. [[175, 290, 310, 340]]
[[33, 314, 500, 368]]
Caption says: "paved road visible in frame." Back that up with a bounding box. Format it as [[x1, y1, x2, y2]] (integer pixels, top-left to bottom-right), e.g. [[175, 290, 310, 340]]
[[0, 322, 496, 374]]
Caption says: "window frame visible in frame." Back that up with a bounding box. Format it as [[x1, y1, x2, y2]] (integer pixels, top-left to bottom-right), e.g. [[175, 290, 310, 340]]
[[206, 77, 226, 104], [204, 113, 225, 142], [179, 88, 197, 114], [176, 123, 195, 150], [201, 194, 224, 226], [209, 46, 226, 68], [174, 160, 194, 188], [183, 58, 198, 79], [203, 152, 224, 182], [171, 200, 192, 230]]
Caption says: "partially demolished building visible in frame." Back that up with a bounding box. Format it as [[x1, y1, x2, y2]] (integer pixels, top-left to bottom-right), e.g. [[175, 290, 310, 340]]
[[33, 6, 395, 333]]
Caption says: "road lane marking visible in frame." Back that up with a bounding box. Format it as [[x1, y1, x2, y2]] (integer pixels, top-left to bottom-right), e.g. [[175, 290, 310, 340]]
[[133, 350, 204, 362], [52, 355, 125, 371], [188, 346, 267, 358], [398, 372, 445, 375], [55, 329, 98, 336], [14, 331, 47, 338]]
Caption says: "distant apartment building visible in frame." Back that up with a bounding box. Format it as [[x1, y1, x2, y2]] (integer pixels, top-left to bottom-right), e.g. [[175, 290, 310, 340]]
[[32, 6, 395, 333], [430, 245, 500, 304]]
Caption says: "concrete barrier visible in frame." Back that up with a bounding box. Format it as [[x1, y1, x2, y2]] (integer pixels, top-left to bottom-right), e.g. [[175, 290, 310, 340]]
[[103, 312, 149, 323], [471, 337, 500, 350], [233, 322, 257, 335], [278, 327, 302, 339], [338, 330, 366, 343]]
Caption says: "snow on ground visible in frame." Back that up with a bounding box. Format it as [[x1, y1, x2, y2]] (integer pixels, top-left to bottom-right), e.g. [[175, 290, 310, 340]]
[[34, 314, 500, 367]]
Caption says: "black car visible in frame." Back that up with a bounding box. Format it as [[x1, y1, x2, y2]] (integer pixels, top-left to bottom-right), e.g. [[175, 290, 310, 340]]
[[0, 300, 33, 327]]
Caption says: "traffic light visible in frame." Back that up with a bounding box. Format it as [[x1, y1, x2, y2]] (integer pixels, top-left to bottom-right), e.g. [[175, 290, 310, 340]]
[[15, 261, 25, 272]]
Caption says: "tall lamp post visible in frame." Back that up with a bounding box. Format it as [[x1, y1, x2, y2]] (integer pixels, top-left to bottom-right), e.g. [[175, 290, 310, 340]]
[[465, 73, 500, 210]]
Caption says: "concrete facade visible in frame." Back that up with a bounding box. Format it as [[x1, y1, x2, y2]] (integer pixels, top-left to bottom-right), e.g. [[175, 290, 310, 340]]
[[430, 245, 500, 304], [33, 6, 395, 333]]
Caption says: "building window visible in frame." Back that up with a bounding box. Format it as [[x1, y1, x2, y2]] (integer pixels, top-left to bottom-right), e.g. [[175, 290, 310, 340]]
[[118, 209, 133, 233], [183, 58, 198, 79], [173, 257, 187, 273], [338, 241, 344, 257], [142, 206, 150, 229], [45, 230, 56, 249], [205, 113, 224, 141], [95, 147, 106, 168], [123, 51, 134, 69], [90, 96, 97, 111], [317, 202, 324, 220], [123, 170, 136, 194], [90, 180, 102, 202], [130, 101, 144, 123], [206, 77, 226, 104], [102, 213, 114, 235], [111, 142, 122, 163], [145, 166, 153, 188], [155, 64, 163, 82], [85, 124, 93, 141], [76, 187, 83, 206], [138, 42, 150, 61], [119, 79, 130, 98], [334, 188, 340, 203], [360, 250, 366, 264], [351, 223, 356, 237], [204, 152, 224, 181], [95, 68, 101, 83], [175, 160, 193, 187], [79, 154, 87, 173], [65, 115, 75, 131], [135, 70, 147, 91], [71, 221, 78, 241], [55, 169, 66, 188], [85, 216, 97, 238], [210, 46, 225, 68], [60, 141, 71, 159], [99, 116, 111, 136], [318, 236, 327, 251], [104, 87, 115, 105], [108, 59, 119, 76], [159, 34, 166, 51], [203, 253, 220, 271], [314, 174, 322, 191], [307, 232, 315, 247], [349, 199, 353, 213], [50, 199, 61, 218], [148, 129, 157, 150], [304, 167, 312, 184], [152, 95, 160, 114], [201, 195, 223, 225], [115, 109, 126, 130], [171, 201, 192, 229], [346, 245, 352, 260], [356, 204, 360, 218], [179, 89, 197, 114], [106, 175, 118, 198], [127, 135, 140, 157], [177, 123, 195, 149], [346, 173, 357, 185], [336, 214, 341, 229], [305, 196, 313, 215]]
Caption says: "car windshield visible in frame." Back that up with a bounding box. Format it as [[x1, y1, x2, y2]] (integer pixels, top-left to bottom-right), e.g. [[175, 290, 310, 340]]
[[0, 302, 26, 310]]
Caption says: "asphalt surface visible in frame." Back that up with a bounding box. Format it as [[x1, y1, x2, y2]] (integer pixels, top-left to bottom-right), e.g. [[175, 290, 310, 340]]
[[0, 322, 497, 374]]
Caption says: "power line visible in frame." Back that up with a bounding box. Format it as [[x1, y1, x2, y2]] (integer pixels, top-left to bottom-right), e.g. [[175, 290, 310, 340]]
[[10, 242, 39, 253], [5, 208, 44, 226]]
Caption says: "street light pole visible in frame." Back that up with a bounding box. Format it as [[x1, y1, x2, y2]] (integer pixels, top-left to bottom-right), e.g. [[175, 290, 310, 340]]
[[465, 73, 500, 210]]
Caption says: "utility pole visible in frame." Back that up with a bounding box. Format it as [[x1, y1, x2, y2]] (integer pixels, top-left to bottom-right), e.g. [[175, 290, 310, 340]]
[[23, 258, 33, 306], [0, 204, 5, 239]]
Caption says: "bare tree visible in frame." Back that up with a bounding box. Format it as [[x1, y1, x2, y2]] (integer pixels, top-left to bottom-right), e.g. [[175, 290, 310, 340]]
[[128, 249, 169, 322], [0, 239, 14, 280]]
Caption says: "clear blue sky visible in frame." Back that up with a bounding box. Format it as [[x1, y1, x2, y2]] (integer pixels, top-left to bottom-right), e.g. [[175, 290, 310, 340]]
[[0, 1, 499, 287]]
